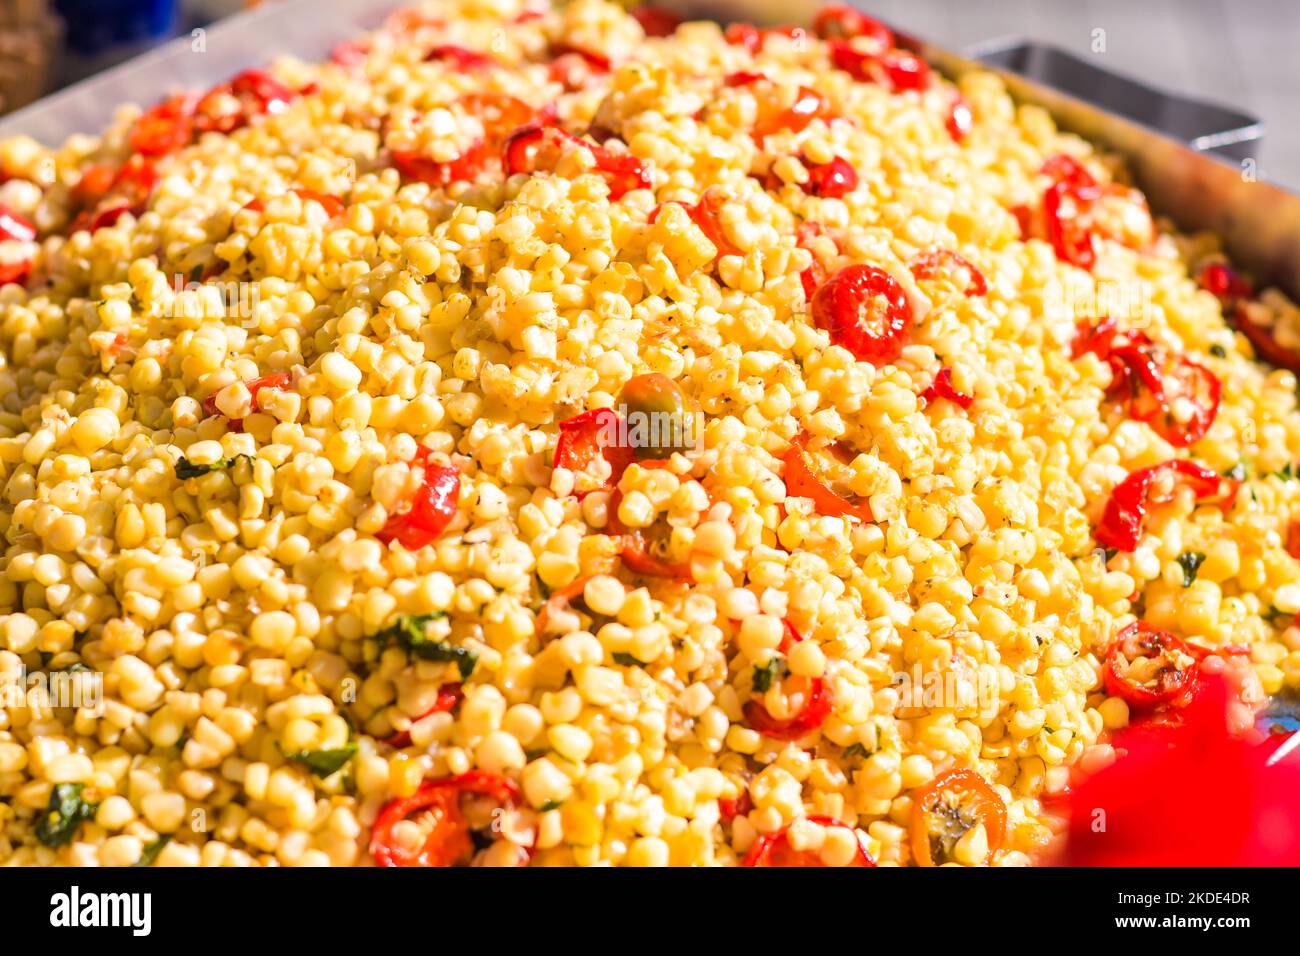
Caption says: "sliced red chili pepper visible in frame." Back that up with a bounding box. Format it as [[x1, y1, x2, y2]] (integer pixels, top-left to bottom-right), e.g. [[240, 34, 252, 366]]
[[908, 249, 987, 297], [1074, 319, 1220, 447], [378, 460, 461, 551], [504, 123, 649, 200], [193, 69, 295, 135], [393, 139, 492, 188], [782, 431, 874, 522], [1041, 153, 1097, 190], [1044, 178, 1099, 270], [829, 41, 932, 92], [1232, 302, 1300, 376], [242, 188, 345, 219], [1197, 261, 1253, 303], [130, 93, 196, 156], [723, 22, 803, 54], [811, 263, 913, 366], [724, 70, 767, 87], [910, 768, 1006, 866], [812, 4, 893, 48], [369, 771, 528, 867], [1095, 459, 1237, 553], [202, 370, 293, 425], [743, 815, 874, 867], [384, 683, 463, 749], [650, 188, 740, 261], [753, 86, 827, 140], [535, 576, 593, 637], [718, 790, 753, 822], [606, 486, 693, 579], [631, 5, 682, 36], [424, 45, 494, 69], [920, 366, 973, 409], [0, 205, 36, 244], [553, 407, 634, 497], [802, 156, 857, 198], [1287, 519, 1300, 561], [946, 94, 973, 142], [743, 622, 831, 740], [796, 220, 830, 302], [0, 259, 31, 286], [1105, 621, 1201, 710]]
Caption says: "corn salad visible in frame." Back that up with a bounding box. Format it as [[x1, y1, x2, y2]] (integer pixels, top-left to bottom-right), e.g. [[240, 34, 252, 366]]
[[1, 0, 1299, 868]]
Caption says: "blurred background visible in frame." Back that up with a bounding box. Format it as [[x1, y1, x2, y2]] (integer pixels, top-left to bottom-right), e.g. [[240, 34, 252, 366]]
[[0, 0, 1295, 187]]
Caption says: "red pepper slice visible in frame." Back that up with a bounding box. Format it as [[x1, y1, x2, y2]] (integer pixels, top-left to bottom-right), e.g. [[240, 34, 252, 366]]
[[946, 94, 973, 142], [742, 815, 874, 867], [1197, 261, 1253, 302], [724, 70, 767, 87], [242, 188, 345, 219], [377, 458, 461, 551], [1287, 518, 1300, 561], [910, 768, 1006, 866], [718, 790, 753, 822], [383, 683, 463, 749], [1104, 621, 1201, 710], [330, 39, 370, 71], [369, 771, 528, 867], [535, 576, 592, 637], [424, 45, 494, 69], [504, 123, 649, 200], [0, 205, 36, 244], [202, 370, 293, 426], [811, 263, 913, 366], [650, 188, 740, 261], [631, 5, 682, 37], [829, 41, 933, 92], [812, 4, 894, 49], [908, 249, 987, 297], [753, 86, 827, 140], [920, 366, 973, 409], [723, 23, 803, 54], [606, 485, 693, 579], [1037, 153, 1102, 270], [782, 431, 873, 522], [194, 69, 295, 135], [130, 93, 196, 156], [796, 221, 831, 302], [553, 407, 634, 497], [743, 622, 831, 740], [1233, 303, 1300, 376], [802, 156, 857, 198], [1074, 319, 1220, 447], [1095, 459, 1237, 553]]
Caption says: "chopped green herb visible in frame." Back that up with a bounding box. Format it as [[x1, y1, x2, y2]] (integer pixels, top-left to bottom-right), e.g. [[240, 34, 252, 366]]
[[285, 741, 358, 777], [1176, 551, 1206, 587], [612, 652, 646, 667], [1225, 462, 1247, 482], [842, 743, 873, 760], [36, 783, 98, 847], [1274, 463, 1296, 481], [539, 799, 564, 812], [374, 613, 476, 678], [1265, 606, 1294, 626], [1209, 344, 1227, 358], [752, 658, 781, 693], [135, 834, 172, 867], [175, 454, 250, 480]]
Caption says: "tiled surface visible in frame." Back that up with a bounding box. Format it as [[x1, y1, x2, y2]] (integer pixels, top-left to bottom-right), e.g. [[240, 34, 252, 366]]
[[863, 0, 1298, 190]]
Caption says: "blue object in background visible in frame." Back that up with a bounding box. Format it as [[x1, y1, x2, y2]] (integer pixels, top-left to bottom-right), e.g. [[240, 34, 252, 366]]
[[55, 0, 180, 56]]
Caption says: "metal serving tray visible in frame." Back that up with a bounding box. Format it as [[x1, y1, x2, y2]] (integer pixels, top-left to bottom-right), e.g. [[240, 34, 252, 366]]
[[1, 0, 1297, 299]]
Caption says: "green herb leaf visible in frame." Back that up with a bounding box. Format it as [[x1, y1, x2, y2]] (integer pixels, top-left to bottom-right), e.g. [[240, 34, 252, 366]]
[[135, 834, 172, 867], [1176, 551, 1206, 587], [842, 743, 873, 760], [285, 741, 358, 777], [612, 652, 646, 667], [36, 783, 98, 848], [539, 799, 564, 812], [1274, 463, 1296, 481], [752, 658, 781, 694], [175, 454, 250, 480], [1209, 344, 1227, 358], [374, 613, 476, 679]]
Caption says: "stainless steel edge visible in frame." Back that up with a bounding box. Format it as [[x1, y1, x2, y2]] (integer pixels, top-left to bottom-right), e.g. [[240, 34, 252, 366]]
[[1, 0, 1297, 298], [0, 0, 400, 145]]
